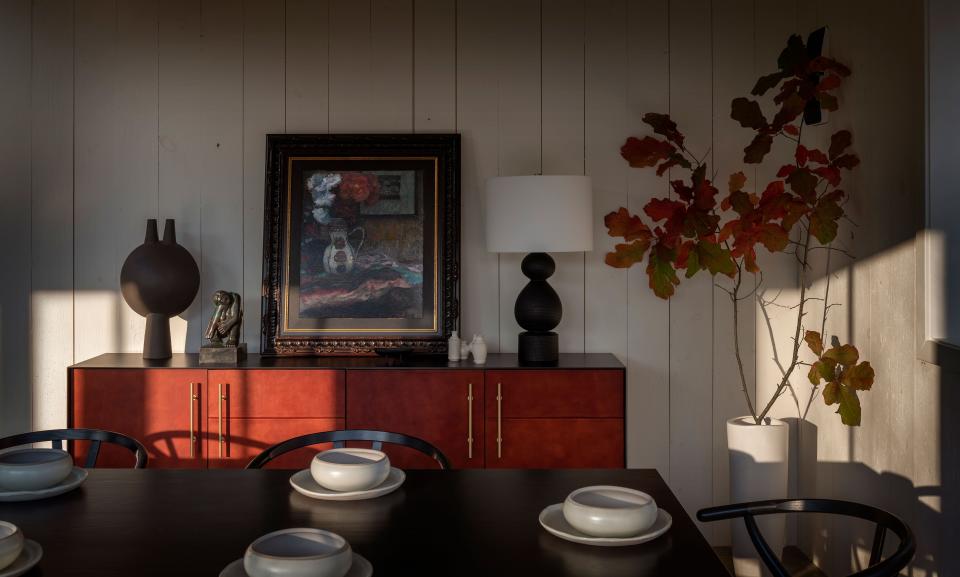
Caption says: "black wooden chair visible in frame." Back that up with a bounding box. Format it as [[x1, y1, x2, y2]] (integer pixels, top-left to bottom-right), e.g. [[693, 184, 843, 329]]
[[246, 429, 451, 470], [0, 428, 148, 469], [697, 499, 915, 577]]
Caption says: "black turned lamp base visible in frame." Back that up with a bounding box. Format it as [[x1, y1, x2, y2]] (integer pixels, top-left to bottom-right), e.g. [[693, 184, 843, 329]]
[[518, 331, 559, 365], [515, 252, 563, 366]]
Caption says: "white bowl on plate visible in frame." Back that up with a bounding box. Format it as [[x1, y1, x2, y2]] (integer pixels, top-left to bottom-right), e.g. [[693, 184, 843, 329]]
[[310, 448, 390, 493], [562, 485, 658, 538], [243, 528, 352, 577], [0, 448, 74, 491], [0, 521, 24, 570]]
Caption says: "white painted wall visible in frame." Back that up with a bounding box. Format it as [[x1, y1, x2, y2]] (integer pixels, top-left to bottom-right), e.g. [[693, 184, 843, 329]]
[[0, 1, 950, 571]]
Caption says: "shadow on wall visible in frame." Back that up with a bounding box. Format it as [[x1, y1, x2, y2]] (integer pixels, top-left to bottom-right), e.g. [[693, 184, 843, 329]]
[[783, 417, 953, 577]]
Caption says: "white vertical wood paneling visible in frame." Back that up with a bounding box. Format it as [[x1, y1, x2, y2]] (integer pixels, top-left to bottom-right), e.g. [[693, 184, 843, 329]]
[[330, 0, 413, 132], [159, 0, 203, 352], [414, 0, 456, 133], [668, 0, 716, 538], [241, 0, 285, 351], [285, 0, 330, 133], [74, 0, 121, 362], [710, 0, 756, 545], [456, 0, 501, 350], [541, 0, 586, 355], [0, 0, 32, 436], [495, 0, 540, 353], [584, 0, 628, 360], [30, 0, 75, 431], [200, 0, 244, 335], [625, 0, 670, 475]]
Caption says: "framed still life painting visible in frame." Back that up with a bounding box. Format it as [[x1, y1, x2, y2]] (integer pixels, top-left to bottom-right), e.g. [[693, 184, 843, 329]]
[[261, 134, 460, 356]]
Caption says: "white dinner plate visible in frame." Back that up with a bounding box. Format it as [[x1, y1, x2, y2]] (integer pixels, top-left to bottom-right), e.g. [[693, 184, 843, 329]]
[[0, 468, 87, 502], [0, 540, 42, 577], [539, 503, 672, 547], [290, 467, 405, 501], [220, 552, 373, 577]]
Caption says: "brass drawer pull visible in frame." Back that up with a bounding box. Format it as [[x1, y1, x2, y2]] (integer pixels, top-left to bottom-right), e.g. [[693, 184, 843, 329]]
[[188, 382, 198, 458], [496, 382, 502, 459], [467, 383, 474, 459], [218, 383, 226, 458]]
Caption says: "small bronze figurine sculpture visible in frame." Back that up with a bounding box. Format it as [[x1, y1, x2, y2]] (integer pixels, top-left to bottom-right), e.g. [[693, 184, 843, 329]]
[[199, 290, 247, 364]]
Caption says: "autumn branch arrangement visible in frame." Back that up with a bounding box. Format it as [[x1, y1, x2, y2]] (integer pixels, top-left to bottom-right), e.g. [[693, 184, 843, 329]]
[[604, 31, 874, 426]]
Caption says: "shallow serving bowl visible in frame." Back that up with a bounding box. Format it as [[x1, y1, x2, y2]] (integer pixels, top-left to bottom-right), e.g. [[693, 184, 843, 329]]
[[0, 521, 24, 570], [562, 485, 658, 538], [310, 448, 390, 493], [244, 528, 352, 577], [0, 449, 74, 492]]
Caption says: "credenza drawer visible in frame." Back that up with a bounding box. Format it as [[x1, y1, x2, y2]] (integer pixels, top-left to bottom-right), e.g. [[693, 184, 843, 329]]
[[485, 370, 624, 418], [207, 370, 345, 419]]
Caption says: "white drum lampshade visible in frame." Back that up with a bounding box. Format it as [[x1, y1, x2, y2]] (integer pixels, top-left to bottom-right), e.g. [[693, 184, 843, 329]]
[[483, 175, 594, 365], [485, 175, 594, 253]]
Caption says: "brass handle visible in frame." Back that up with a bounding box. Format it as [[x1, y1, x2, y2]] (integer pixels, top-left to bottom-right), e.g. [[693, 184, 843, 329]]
[[218, 383, 226, 458], [188, 383, 198, 458], [496, 382, 502, 459], [467, 383, 474, 459]]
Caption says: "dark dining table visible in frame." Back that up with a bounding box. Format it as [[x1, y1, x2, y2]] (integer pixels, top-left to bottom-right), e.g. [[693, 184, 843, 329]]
[[0, 469, 728, 576]]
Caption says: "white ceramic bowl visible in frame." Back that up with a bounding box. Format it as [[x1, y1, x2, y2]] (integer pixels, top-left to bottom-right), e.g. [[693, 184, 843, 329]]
[[562, 485, 658, 538], [310, 448, 390, 493], [0, 521, 24, 570], [0, 448, 74, 491], [243, 528, 352, 577]]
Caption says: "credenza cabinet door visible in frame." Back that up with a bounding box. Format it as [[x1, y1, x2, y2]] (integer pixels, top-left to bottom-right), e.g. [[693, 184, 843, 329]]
[[484, 370, 625, 468], [71, 369, 207, 468], [206, 370, 345, 468], [346, 370, 485, 469]]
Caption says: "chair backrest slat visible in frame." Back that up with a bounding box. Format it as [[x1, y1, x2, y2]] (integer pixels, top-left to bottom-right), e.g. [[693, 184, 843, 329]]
[[0, 429, 148, 469], [246, 429, 450, 470], [696, 498, 915, 577]]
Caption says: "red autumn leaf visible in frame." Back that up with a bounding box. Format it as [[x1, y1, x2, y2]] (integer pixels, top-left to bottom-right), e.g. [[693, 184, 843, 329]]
[[694, 239, 737, 277], [777, 164, 797, 178], [729, 171, 747, 193], [731, 97, 767, 130], [809, 56, 851, 77], [621, 136, 675, 168], [605, 239, 651, 268], [781, 196, 810, 229], [787, 168, 818, 201], [783, 124, 800, 136], [829, 130, 853, 160], [774, 79, 801, 106], [771, 93, 807, 131], [604, 207, 652, 242], [805, 330, 824, 356], [757, 223, 789, 252], [656, 153, 692, 176], [644, 198, 685, 223], [647, 242, 680, 299], [807, 148, 830, 165], [817, 75, 842, 91], [814, 166, 842, 187], [642, 113, 685, 147], [832, 154, 860, 170], [843, 361, 875, 391], [744, 133, 774, 164]]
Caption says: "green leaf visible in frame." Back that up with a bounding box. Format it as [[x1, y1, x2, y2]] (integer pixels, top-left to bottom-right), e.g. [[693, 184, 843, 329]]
[[843, 361, 875, 391], [824, 344, 859, 367], [837, 385, 862, 426], [809, 195, 844, 244], [808, 358, 837, 384], [787, 168, 818, 201], [696, 240, 737, 277], [804, 330, 824, 356], [646, 244, 680, 299], [823, 381, 840, 405]]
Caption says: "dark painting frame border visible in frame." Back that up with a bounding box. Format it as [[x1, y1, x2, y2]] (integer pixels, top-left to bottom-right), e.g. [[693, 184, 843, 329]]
[[261, 133, 460, 356]]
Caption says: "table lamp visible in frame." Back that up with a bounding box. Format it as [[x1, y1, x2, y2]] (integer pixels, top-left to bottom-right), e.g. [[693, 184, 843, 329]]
[[485, 175, 593, 365]]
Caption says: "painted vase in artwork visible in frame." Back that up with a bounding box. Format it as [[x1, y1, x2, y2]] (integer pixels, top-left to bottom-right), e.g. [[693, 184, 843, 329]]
[[120, 219, 200, 359], [322, 218, 365, 275]]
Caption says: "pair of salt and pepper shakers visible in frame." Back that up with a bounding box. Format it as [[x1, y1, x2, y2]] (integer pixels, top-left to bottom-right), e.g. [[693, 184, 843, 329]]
[[447, 331, 487, 364]]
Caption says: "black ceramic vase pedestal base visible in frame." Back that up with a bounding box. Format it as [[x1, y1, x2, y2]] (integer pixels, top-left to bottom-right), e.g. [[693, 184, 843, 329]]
[[518, 331, 559, 366], [514, 252, 562, 366], [143, 313, 172, 360]]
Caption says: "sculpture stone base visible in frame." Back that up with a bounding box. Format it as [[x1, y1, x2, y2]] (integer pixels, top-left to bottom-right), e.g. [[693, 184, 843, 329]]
[[199, 343, 247, 365]]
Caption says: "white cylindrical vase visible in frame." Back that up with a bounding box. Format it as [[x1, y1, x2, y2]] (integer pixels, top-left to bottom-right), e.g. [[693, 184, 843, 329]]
[[727, 416, 789, 577]]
